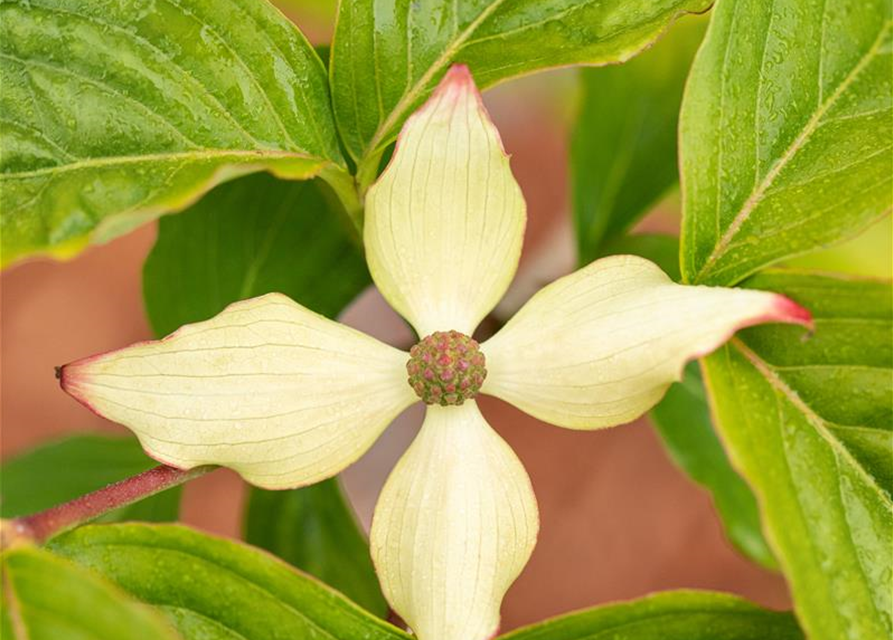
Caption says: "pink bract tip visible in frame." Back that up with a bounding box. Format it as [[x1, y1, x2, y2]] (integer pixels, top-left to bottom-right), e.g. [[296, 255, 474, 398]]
[[441, 64, 474, 88], [56, 361, 78, 394], [56, 360, 103, 417], [769, 294, 814, 331], [429, 63, 481, 112]]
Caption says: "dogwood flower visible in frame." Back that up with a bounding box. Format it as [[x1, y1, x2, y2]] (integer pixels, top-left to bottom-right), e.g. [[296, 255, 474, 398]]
[[60, 65, 810, 640]]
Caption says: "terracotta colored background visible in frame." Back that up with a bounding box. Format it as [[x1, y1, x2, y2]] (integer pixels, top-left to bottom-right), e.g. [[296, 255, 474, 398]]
[[0, 4, 791, 631]]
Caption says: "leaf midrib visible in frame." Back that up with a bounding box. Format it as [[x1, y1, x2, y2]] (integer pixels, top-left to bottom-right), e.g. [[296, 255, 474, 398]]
[[1, 149, 321, 181], [731, 337, 892, 510], [2, 567, 31, 640], [694, 19, 893, 284]]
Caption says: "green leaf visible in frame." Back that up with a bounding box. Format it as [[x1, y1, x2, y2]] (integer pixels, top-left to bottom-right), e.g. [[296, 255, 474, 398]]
[[143, 172, 369, 337], [573, 16, 705, 264], [50, 523, 410, 640], [701, 270, 892, 639], [1, 546, 180, 640], [785, 215, 892, 279], [0, 0, 344, 267], [0, 434, 180, 523], [330, 0, 713, 179], [680, 0, 892, 286], [650, 363, 775, 569], [273, 0, 337, 23], [497, 590, 803, 639], [599, 233, 682, 282], [244, 479, 387, 617]]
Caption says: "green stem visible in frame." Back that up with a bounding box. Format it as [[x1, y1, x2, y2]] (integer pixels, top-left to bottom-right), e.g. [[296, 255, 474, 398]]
[[320, 165, 365, 235], [355, 151, 384, 197]]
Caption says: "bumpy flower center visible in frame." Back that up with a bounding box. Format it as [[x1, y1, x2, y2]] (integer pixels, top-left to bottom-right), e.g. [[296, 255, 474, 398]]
[[406, 331, 487, 406]]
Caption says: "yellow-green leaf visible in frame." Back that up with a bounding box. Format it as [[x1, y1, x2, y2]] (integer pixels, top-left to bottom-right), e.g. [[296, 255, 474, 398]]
[[1, 546, 180, 640], [702, 270, 892, 639]]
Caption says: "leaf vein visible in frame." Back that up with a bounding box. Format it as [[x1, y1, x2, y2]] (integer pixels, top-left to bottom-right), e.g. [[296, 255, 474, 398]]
[[695, 20, 893, 283]]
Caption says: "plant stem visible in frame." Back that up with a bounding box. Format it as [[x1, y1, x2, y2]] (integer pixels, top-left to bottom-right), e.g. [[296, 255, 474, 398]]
[[319, 165, 365, 235], [3, 465, 215, 547], [355, 150, 384, 197]]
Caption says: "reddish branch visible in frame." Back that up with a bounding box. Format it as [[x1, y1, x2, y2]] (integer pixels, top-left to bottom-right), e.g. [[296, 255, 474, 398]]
[[2, 465, 214, 547]]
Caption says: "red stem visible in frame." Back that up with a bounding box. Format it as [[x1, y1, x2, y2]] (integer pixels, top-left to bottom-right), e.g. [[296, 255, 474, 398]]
[[6, 465, 214, 546]]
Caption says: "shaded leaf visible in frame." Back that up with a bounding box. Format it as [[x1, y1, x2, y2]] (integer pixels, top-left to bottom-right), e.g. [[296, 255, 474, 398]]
[[573, 16, 705, 264], [330, 0, 713, 180], [1, 546, 180, 640], [498, 590, 803, 639], [50, 523, 410, 640], [245, 479, 387, 617], [0, 434, 180, 523], [0, 0, 344, 266], [702, 270, 892, 639], [599, 233, 682, 281], [680, 0, 892, 285], [143, 173, 368, 337], [651, 363, 775, 569]]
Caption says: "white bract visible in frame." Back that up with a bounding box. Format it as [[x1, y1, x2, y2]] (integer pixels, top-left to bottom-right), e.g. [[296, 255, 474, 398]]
[[61, 66, 811, 640]]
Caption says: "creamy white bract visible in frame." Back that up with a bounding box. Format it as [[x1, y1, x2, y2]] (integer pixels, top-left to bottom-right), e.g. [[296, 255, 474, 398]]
[[61, 65, 810, 640]]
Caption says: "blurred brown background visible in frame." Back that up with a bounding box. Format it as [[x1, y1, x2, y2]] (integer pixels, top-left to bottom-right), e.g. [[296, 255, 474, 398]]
[[0, 0, 807, 631]]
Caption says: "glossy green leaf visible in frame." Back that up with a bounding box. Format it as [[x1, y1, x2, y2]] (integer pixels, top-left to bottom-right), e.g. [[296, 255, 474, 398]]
[[651, 363, 775, 569], [701, 270, 892, 639], [0, 434, 180, 523], [573, 17, 704, 264], [50, 523, 410, 640], [680, 0, 892, 286], [0, 0, 344, 267], [143, 172, 368, 337], [1, 546, 179, 640], [497, 590, 803, 640], [244, 478, 387, 617], [330, 0, 713, 180]]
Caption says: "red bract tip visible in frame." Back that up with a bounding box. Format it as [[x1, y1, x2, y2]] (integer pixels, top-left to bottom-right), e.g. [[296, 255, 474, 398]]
[[427, 63, 486, 115], [441, 64, 474, 89], [770, 294, 814, 330]]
